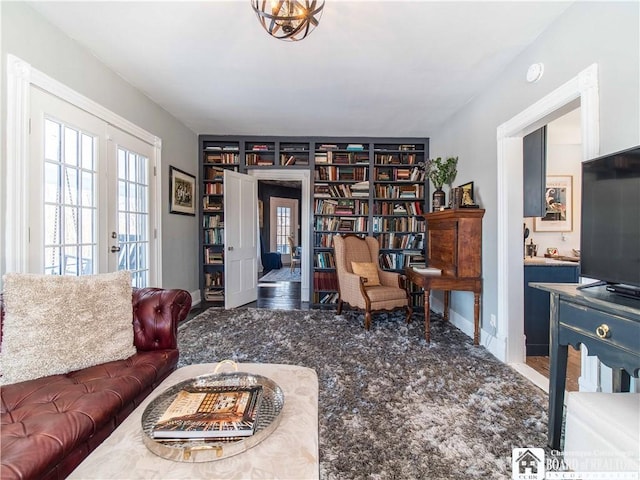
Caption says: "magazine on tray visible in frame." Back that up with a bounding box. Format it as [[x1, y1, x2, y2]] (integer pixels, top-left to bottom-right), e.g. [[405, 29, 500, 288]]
[[152, 385, 263, 440]]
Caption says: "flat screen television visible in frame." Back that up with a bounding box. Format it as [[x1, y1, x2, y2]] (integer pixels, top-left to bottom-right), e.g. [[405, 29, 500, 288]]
[[580, 145, 640, 298]]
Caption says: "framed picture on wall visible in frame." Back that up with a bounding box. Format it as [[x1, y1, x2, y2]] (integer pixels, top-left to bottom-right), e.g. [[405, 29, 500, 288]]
[[169, 166, 196, 216], [534, 175, 572, 232]]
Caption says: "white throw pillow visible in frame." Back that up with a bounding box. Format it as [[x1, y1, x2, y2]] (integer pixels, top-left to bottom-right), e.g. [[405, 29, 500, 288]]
[[1, 271, 136, 385]]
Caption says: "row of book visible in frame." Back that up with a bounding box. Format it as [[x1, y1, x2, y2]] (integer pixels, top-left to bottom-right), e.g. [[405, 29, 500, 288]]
[[375, 167, 425, 182], [204, 248, 224, 265], [280, 154, 309, 166], [314, 292, 339, 304], [204, 289, 224, 302], [204, 272, 223, 288], [314, 182, 369, 198], [202, 198, 223, 212], [374, 201, 423, 216], [204, 166, 225, 180], [314, 252, 335, 269], [204, 183, 223, 195], [314, 151, 369, 164], [379, 252, 426, 270], [315, 166, 368, 182], [315, 216, 369, 232], [314, 233, 343, 248], [203, 228, 224, 245], [375, 233, 424, 250], [374, 153, 418, 164], [204, 145, 239, 151], [204, 152, 238, 164], [372, 217, 425, 233], [313, 271, 339, 291], [314, 199, 369, 216], [375, 184, 424, 199], [203, 215, 223, 228], [245, 153, 274, 166]]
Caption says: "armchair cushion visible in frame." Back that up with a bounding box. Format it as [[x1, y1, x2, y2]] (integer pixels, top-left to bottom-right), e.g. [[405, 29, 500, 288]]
[[1, 271, 136, 385], [351, 261, 381, 286]]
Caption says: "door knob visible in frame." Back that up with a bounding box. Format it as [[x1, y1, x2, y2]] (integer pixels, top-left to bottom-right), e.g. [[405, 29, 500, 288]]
[[228, 246, 234, 251], [111, 246, 121, 253]]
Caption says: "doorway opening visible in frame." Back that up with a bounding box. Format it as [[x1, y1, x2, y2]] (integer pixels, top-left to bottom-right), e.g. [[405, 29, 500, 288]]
[[523, 108, 582, 392], [496, 63, 599, 393], [249, 169, 311, 310]]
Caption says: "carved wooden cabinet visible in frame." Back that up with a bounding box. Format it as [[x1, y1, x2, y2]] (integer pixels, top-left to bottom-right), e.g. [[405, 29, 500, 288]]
[[406, 209, 484, 344]]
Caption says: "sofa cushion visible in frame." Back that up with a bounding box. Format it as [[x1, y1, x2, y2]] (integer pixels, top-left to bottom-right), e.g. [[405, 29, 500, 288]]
[[1, 271, 136, 385]]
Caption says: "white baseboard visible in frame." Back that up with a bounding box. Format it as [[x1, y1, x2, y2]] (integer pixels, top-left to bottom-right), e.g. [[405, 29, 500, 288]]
[[430, 296, 508, 362], [190, 289, 202, 308]]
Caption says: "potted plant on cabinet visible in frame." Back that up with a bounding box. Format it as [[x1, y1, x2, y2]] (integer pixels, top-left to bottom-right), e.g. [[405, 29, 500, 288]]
[[426, 156, 458, 211]]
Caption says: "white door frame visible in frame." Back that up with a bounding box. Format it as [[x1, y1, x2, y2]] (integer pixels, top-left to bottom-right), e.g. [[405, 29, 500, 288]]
[[249, 169, 311, 302], [4, 54, 163, 285], [495, 64, 600, 375]]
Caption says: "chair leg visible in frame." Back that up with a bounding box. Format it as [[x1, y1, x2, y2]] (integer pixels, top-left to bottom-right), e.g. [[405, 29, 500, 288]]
[[405, 304, 413, 324], [337, 299, 343, 315], [364, 311, 372, 330]]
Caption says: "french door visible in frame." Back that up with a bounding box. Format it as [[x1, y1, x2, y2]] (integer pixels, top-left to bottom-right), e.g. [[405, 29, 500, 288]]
[[29, 87, 157, 286]]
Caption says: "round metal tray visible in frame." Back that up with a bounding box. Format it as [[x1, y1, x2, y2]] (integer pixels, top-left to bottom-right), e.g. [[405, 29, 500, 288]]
[[141, 371, 285, 462]]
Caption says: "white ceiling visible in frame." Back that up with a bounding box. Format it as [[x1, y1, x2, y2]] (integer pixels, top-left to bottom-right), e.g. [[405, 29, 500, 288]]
[[29, 1, 573, 137]]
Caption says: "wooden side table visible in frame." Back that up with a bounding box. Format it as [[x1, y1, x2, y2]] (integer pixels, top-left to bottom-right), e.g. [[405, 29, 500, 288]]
[[405, 268, 482, 345]]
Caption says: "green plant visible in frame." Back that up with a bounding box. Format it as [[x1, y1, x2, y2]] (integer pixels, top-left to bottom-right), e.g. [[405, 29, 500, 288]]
[[426, 156, 458, 189]]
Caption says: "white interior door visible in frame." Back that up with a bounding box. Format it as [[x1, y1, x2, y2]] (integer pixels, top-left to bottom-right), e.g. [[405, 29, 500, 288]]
[[224, 170, 258, 308], [29, 87, 157, 286]]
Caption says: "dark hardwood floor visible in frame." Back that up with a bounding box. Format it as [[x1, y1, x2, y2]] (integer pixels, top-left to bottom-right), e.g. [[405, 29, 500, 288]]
[[249, 281, 309, 310], [186, 280, 308, 322]]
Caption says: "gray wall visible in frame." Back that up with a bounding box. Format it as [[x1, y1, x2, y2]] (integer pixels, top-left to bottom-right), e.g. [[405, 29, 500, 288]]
[[430, 1, 639, 333], [1, 2, 199, 293]]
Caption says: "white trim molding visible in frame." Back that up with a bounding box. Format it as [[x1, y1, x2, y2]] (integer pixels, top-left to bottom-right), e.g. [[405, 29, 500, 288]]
[[496, 63, 600, 366], [5, 55, 32, 273], [5, 54, 163, 284]]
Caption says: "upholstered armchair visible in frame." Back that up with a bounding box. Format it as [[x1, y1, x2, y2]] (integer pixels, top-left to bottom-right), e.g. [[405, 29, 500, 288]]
[[333, 234, 412, 330]]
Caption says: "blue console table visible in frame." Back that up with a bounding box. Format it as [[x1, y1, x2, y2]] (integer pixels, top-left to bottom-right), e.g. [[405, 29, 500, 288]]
[[530, 283, 640, 449]]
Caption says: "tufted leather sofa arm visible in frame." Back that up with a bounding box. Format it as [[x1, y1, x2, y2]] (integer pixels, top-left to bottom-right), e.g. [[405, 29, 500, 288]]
[[132, 287, 192, 351]]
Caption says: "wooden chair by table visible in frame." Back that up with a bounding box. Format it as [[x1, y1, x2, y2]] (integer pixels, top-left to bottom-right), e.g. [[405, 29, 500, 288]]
[[333, 234, 412, 330], [287, 235, 301, 273]]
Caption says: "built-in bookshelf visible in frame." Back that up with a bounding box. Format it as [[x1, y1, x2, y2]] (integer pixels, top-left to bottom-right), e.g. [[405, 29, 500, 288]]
[[198, 136, 428, 310], [200, 139, 240, 306], [372, 142, 427, 308]]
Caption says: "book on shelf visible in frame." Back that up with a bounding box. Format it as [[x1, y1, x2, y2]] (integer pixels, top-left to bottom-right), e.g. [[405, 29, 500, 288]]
[[152, 385, 263, 440]]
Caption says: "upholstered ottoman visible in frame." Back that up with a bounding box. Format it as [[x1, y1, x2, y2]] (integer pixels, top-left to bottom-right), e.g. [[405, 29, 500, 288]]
[[564, 392, 639, 473]]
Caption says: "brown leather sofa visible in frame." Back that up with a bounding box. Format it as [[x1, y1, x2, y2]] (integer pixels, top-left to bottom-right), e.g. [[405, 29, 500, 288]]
[[0, 287, 192, 480]]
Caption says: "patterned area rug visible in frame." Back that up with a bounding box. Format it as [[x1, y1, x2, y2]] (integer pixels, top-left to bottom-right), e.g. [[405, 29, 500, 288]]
[[177, 308, 548, 479], [258, 267, 301, 282]]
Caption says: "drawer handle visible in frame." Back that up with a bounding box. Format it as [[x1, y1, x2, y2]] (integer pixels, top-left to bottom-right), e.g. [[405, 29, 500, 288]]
[[595, 324, 610, 339]]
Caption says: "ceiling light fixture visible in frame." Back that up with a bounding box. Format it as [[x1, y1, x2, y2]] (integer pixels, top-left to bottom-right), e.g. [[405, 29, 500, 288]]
[[251, 0, 325, 42]]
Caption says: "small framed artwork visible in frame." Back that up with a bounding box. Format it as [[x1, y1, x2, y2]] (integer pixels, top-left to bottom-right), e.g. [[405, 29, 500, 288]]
[[458, 181, 475, 206], [169, 166, 196, 216], [534, 175, 572, 232]]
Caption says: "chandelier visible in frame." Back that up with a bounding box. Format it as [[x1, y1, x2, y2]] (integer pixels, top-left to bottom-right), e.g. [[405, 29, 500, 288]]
[[251, 0, 325, 42]]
